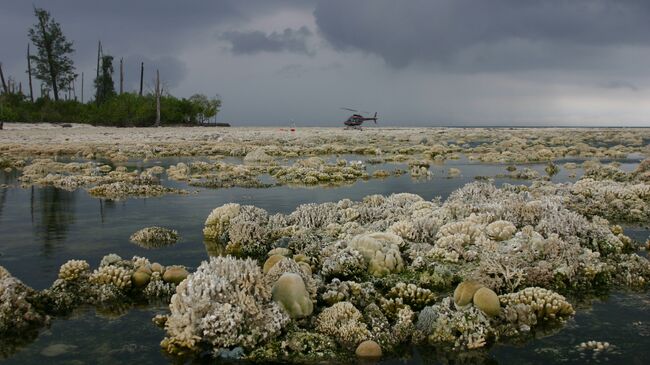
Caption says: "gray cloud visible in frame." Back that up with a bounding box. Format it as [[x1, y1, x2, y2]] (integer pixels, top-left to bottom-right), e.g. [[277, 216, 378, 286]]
[[1, 0, 649, 126], [599, 80, 640, 92], [220, 27, 313, 55], [314, 0, 650, 69]]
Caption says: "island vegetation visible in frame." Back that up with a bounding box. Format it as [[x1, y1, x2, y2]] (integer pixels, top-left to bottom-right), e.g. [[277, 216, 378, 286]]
[[0, 7, 221, 127]]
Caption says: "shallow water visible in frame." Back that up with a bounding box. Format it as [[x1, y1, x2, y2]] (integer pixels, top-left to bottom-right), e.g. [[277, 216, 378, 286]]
[[0, 157, 648, 364]]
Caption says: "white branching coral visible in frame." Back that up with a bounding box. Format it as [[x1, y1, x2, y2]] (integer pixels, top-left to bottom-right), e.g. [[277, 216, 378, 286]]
[[485, 220, 517, 241], [130, 226, 179, 248], [161, 256, 289, 355], [417, 297, 493, 350], [89, 265, 133, 290], [0, 266, 48, 335], [386, 282, 436, 310], [316, 301, 371, 350], [499, 287, 574, 321], [203, 203, 241, 240], [225, 205, 270, 256], [58, 259, 90, 281], [320, 246, 366, 279]]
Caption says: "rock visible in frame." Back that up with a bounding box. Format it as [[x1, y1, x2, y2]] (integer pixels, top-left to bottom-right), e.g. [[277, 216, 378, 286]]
[[263, 255, 285, 274], [453, 280, 483, 306], [473, 287, 500, 316], [355, 340, 382, 358], [162, 266, 189, 284], [271, 272, 313, 319], [132, 271, 151, 288]]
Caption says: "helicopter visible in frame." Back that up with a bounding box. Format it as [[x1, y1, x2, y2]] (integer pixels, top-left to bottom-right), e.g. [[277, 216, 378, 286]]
[[341, 107, 378, 130]]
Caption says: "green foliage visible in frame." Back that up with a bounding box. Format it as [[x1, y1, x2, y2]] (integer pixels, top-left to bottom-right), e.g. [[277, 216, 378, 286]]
[[94, 55, 116, 105], [28, 7, 76, 101], [0, 92, 221, 127]]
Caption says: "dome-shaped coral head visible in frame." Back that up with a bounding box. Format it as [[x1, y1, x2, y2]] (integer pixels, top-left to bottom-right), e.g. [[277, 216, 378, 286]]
[[348, 232, 405, 277]]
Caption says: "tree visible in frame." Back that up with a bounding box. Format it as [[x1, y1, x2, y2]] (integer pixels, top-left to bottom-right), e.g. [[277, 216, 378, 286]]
[[94, 55, 116, 104], [28, 7, 76, 101], [189, 94, 221, 123]]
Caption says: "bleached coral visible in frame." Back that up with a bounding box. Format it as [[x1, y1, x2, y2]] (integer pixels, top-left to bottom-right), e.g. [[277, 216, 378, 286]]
[[320, 246, 366, 279], [322, 279, 377, 308], [203, 203, 241, 240], [485, 220, 517, 241], [499, 287, 574, 321], [417, 297, 493, 350], [386, 282, 436, 310], [89, 265, 133, 290], [58, 259, 90, 282], [348, 232, 405, 277], [316, 301, 371, 350], [161, 256, 289, 355], [0, 266, 48, 335], [130, 226, 179, 248], [225, 205, 270, 256]]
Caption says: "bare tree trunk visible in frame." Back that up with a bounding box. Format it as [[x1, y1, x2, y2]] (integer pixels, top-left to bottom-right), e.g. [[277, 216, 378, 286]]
[[96, 41, 102, 80], [139, 62, 144, 96], [96, 41, 102, 105], [155, 69, 161, 127], [19, 82, 22, 94], [119, 58, 124, 94], [27, 44, 34, 102], [0, 62, 7, 94], [81, 72, 84, 103]]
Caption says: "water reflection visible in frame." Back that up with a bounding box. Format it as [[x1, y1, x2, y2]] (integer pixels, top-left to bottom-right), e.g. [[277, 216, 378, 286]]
[[0, 185, 6, 220], [34, 187, 76, 255]]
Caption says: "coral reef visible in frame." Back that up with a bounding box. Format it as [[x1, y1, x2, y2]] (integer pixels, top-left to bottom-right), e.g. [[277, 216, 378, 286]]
[[316, 302, 371, 350], [130, 226, 179, 248], [161, 256, 289, 355]]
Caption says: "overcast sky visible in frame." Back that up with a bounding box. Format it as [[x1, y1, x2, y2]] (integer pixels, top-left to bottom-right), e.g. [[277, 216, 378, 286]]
[[1, 0, 650, 126]]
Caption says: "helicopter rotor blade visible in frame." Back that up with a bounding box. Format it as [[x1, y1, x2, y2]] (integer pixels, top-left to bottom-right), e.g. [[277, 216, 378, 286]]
[[341, 107, 358, 112]]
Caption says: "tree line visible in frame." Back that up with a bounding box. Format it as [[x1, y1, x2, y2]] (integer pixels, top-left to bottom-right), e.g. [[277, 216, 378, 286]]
[[0, 7, 221, 127]]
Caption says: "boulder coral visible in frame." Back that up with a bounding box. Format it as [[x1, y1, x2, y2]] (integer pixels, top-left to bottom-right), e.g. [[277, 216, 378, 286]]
[[348, 232, 405, 277], [271, 273, 313, 319]]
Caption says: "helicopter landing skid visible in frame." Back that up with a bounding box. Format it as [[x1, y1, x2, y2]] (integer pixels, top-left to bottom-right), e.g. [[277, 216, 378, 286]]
[[344, 126, 363, 131]]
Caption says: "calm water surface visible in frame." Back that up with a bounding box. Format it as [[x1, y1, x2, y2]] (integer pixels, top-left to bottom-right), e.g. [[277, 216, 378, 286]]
[[0, 157, 648, 364]]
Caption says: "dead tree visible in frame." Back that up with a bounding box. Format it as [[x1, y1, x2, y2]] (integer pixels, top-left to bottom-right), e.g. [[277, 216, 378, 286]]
[[81, 72, 84, 103], [155, 69, 161, 127], [0, 62, 7, 94], [139, 62, 144, 96], [96, 41, 102, 80], [27, 44, 34, 102], [119, 58, 123, 94]]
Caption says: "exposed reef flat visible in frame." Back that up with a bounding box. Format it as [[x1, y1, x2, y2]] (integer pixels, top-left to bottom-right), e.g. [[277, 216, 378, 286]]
[[1, 124, 648, 199]]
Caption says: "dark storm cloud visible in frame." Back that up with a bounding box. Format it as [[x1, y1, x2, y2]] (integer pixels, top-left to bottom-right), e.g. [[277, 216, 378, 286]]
[[0, 0, 313, 78], [314, 0, 650, 69], [220, 27, 313, 55]]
